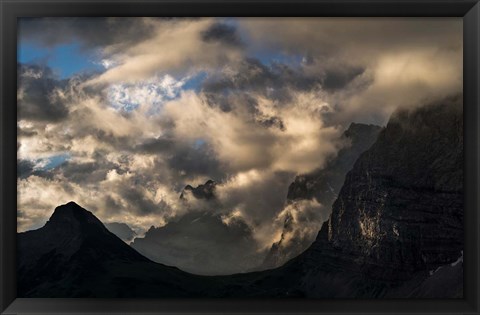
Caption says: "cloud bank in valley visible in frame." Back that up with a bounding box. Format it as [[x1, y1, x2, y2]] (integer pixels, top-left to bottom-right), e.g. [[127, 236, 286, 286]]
[[17, 17, 462, 274]]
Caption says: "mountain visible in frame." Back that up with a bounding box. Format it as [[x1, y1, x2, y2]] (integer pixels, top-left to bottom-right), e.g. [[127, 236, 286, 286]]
[[18, 95, 463, 298], [17, 202, 220, 297], [262, 123, 382, 269], [131, 179, 262, 275], [131, 210, 261, 275], [321, 96, 463, 284], [105, 222, 136, 243], [230, 95, 463, 297]]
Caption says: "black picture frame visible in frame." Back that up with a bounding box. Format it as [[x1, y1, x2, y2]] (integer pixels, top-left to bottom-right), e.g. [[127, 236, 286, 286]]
[[1, 0, 479, 314]]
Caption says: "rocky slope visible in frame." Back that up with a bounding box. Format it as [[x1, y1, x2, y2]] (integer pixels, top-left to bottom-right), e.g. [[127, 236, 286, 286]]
[[262, 123, 382, 269]]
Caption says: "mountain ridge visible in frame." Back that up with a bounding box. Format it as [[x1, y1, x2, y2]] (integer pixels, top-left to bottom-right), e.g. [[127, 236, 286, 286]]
[[17, 95, 463, 298]]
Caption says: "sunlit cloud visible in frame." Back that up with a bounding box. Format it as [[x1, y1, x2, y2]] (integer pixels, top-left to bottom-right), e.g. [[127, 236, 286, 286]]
[[17, 17, 462, 273]]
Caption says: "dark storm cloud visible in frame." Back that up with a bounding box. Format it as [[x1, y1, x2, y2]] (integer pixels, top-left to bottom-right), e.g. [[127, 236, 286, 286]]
[[104, 195, 123, 211], [122, 185, 161, 215], [17, 159, 53, 179], [167, 143, 224, 182], [201, 23, 244, 47], [17, 126, 37, 138], [18, 17, 157, 51], [134, 137, 175, 154], [203, 91, 258, 113], [204, 58, 320, 92], [322, 66, 365, 91], [256, 116, 285, 131], [203, 58, 322, 103], [17, 159, 35, 179], [91, 132, 134, 151], [56, 160, 122, 184], [17, 64, 69, 122]]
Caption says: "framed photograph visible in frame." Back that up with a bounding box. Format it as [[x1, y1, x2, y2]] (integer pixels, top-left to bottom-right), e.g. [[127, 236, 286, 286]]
[[1, 0, 479, 314]]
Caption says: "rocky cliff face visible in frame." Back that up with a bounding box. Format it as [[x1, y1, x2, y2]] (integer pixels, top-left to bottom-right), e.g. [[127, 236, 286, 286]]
[[324, 95, 463, 282], [180, 179, 216, 200], [277, 95, 463, 297], [224, 95, 463, 298], [262, 123, 382, 269]]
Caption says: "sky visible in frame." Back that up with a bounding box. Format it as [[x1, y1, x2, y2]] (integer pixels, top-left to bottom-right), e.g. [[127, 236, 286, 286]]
[[17, 17, 462, 274]]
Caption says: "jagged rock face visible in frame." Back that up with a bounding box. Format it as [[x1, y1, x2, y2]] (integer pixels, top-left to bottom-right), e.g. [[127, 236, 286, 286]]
[[316, 95, 463, 282], [180, 179, 216, 200], [262, 123, 382, 269]]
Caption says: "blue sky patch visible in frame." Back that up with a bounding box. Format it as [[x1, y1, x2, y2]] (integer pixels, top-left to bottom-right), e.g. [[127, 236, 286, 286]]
[[35, 153, 71, 171], [18, 41, 102, 78], [183, 71, 208, 92]]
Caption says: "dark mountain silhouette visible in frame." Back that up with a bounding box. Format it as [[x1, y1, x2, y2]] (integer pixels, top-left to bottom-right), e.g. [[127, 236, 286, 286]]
[[18, 95, 463, 298], [262, 123, 382, 269], [17, 202, 222, 297]]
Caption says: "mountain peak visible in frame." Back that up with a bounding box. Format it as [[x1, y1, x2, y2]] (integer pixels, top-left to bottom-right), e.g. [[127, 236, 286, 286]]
[[180, 180, 216, 200], [205, 179, 215, 185], [344, 122, 382, 141], [47, 201, 104, 230], [51, 201, 90, 216]]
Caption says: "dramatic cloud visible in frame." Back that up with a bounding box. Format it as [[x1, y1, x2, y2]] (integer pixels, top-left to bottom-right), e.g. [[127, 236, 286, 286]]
[[18, 17, 157, 51], [201, 22, 244, 47], [17, 64, 69, 122], [84, 19, 244, 85], [17, 17, 462, 274], [241, 17, 462, 124]]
